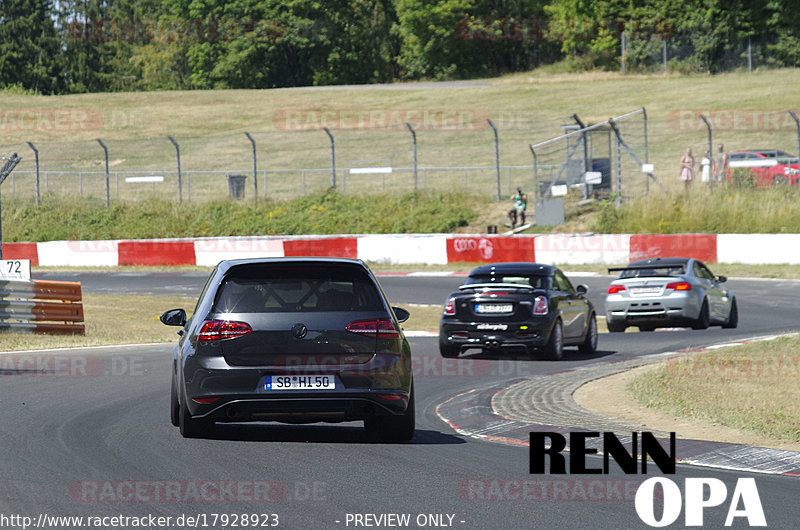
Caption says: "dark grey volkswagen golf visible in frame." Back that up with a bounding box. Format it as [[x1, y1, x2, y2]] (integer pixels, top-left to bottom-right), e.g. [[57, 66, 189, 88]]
[[161, 258, 414, 441]]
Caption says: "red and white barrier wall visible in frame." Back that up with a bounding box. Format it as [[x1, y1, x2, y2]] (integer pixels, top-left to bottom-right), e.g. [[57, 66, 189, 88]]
[[2, 233, 798, 267]]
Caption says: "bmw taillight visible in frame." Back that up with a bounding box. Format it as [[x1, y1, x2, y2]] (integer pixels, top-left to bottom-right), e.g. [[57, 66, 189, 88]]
[[346, 319, 399, 339], [533, 296, 548, 315], [607, 285, 626, 294], [443, 297, 456, 316], [197, 320, 252, 341], [666, 281, 691, 291]]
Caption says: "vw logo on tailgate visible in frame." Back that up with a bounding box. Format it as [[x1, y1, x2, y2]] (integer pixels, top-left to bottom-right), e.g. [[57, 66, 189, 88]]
[[291, 323, 308, 339]]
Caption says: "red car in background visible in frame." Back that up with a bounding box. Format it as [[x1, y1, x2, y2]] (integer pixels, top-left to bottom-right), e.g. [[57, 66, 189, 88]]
[[725, 150, 800, 187]]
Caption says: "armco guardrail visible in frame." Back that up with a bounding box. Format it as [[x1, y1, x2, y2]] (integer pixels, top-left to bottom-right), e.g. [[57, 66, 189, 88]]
[[0, 279, 85, 335]]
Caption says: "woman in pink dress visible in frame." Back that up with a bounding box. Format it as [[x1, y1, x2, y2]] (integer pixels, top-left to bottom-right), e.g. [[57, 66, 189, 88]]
[[680, 148, 694, 191]]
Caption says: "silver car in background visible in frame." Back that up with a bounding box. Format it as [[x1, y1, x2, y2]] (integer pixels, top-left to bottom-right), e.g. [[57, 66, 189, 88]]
[[605, 257, 738, 332]]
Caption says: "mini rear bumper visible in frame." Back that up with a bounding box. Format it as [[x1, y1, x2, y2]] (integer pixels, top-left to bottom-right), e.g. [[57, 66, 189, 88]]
[[439, 318, 553, 352]]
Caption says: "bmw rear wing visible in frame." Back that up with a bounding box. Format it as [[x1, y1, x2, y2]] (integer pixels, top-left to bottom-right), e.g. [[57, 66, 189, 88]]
[[608, 264, 686, 277]]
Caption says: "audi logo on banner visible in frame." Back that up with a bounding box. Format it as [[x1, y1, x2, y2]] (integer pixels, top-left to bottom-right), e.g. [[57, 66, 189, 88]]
[[452, 238, 494, 260]]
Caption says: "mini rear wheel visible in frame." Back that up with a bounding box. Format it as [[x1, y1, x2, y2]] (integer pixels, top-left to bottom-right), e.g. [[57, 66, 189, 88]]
[[439, 343, 460, 358], [543, 320, 563, 360]]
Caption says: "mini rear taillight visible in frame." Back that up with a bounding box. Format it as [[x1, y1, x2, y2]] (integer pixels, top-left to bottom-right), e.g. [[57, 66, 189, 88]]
[[443, 297, 456, 316], [666, 281, 691, 291], [197, 320, 252, 341], [607, 285, 626, 294], [346, 319, 399, 339], [533, 296, 548, 315]]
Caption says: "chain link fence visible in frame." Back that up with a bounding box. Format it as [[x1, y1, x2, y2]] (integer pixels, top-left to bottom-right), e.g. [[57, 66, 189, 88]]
[[3, 107, 800, 210]]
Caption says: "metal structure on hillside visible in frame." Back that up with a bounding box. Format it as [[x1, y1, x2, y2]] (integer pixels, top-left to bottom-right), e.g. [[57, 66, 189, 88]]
[[529, 108, 664, 210]]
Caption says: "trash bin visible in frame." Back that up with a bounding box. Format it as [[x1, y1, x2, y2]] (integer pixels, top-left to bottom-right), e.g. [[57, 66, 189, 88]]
[[227, 174, 247, 200]]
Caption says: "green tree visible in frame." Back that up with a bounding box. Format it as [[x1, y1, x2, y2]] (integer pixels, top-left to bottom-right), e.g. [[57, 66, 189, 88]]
[[0, 0, 62, 93]]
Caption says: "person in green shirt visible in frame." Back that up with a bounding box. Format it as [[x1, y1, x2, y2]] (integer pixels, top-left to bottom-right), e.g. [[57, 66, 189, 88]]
[[508, 187, 527, 228]]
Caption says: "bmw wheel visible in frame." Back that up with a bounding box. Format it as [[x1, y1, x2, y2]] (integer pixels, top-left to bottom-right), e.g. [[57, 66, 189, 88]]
[[607, 319, 626, 333], [722, 298, 738, 329], [543, 319, 564, 360], [692, 299, 710, 330]]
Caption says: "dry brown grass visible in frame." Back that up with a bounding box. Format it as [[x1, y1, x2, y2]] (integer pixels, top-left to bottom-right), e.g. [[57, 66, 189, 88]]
[[628, 335, 800, 441]]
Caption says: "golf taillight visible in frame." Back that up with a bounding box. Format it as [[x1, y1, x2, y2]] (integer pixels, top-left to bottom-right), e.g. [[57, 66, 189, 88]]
[[666, 281, 691, 291], [607, 285, 626, 294], [346, 318, 399, 339], [197, 320, 252, 341], [443, 297, 456, 316], [533, 296, 548, 315]]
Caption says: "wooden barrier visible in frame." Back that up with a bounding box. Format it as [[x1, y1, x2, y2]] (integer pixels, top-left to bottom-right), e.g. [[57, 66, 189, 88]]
[[0, 279, 85, 335]]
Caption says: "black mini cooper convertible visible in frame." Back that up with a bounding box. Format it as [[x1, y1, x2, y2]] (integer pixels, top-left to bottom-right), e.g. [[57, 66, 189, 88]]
[[439, 262, 597, 360]]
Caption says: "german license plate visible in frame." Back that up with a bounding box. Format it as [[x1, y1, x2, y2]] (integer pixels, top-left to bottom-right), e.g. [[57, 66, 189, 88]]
[[266, 375, 334, 390], [632, 287, 662, 295], [475, 303, 513, 313]]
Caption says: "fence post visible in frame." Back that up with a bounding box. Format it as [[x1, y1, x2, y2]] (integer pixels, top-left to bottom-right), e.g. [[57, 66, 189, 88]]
[[662, 39, 667, 73], [572, 114, 589, 199], [26, 142, 40, 205], [789, 111, 800, 176], [609, 119, 622, 207], [95, 139, 110, 207], [323, 127, 336, 188], [699, 114, 713, 179], [244, 132, 258, 203], [487, 119, 501, 200], [405, 122, 418, 191], [620, 31, 627, 74], [529, 145, 538, 199], [167, 136, 183, 203], [642, 107, 650, 194]]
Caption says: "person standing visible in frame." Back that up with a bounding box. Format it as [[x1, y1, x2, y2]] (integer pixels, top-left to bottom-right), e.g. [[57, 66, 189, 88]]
[[700, 150, 711, 184], [509, 187, 527, 228], [715, 144, 728, 182], [680, 148, 694, 191]]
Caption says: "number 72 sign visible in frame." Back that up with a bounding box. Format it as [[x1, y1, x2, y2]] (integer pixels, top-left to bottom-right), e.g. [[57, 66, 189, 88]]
[[0, 259, 31, 281]]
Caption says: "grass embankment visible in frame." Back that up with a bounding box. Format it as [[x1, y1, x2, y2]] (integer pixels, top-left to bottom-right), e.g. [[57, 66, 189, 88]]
[[628, 336, 800, 442], [591, 187, 800, 233], [2, 191, 478, 241], [3, 69, 800, 201], [8, 186, 800, 241]]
